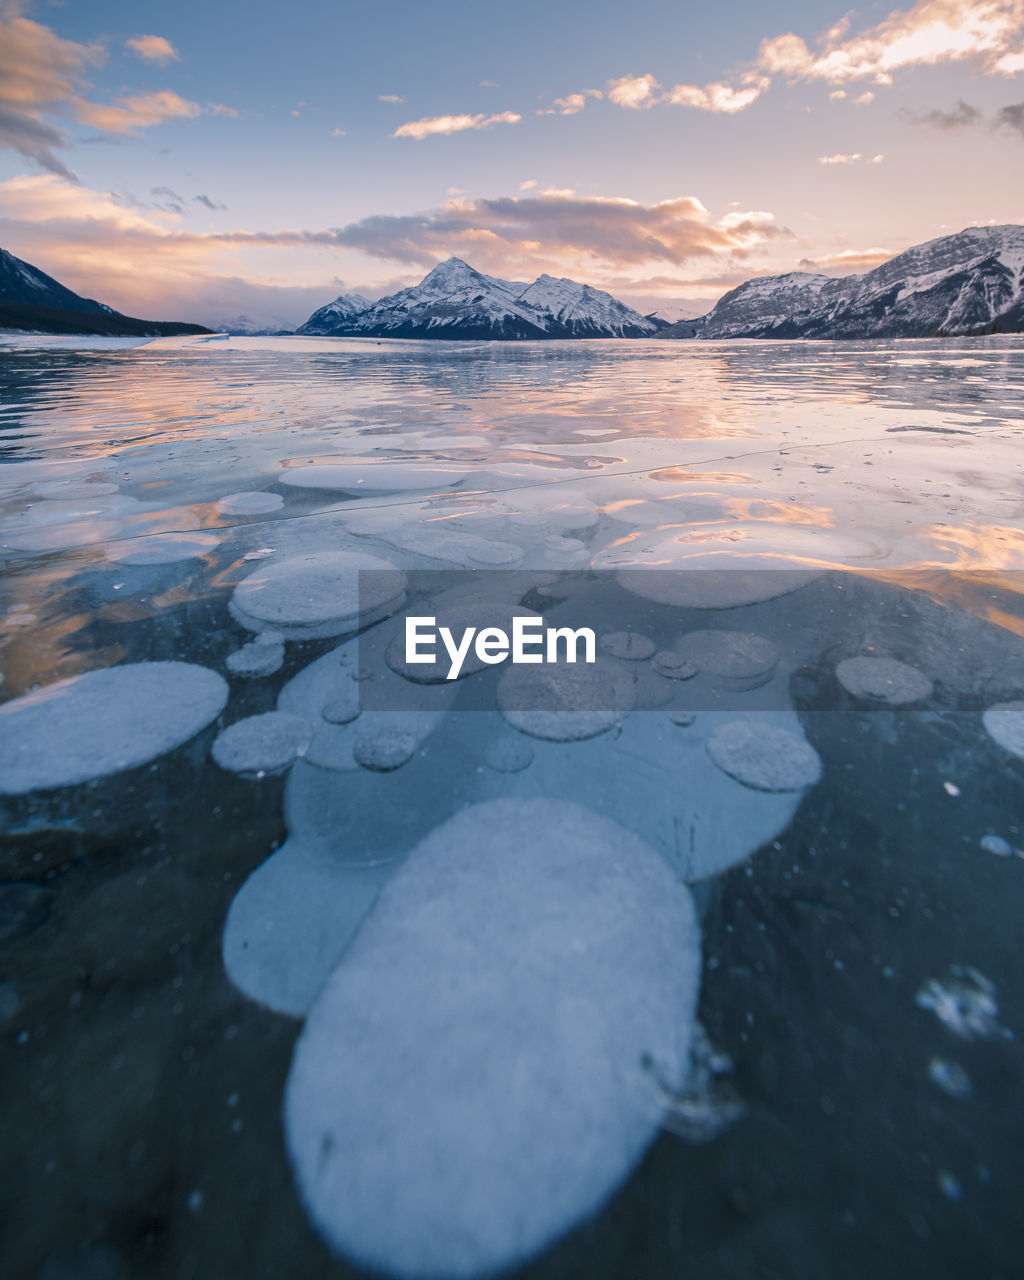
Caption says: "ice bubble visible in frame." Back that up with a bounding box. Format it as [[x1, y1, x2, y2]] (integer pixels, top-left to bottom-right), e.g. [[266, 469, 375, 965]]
[[616, 567, 820, 610], [482, 735, 534, 773], [373, 524, 524, 569], [225, 636, 285, 678], [600, 631, 656, 661], [916, 967, 1006, 1041], [677, 630, 780, 691], [927, 1058, 972, 1099], [212, 712, 313, 777], [284, 798, 701, 1280], [980, 834, 1013, 857], [0, 495, 139, 552], [982, 701, 1024, 759], [0, 662, 227, 794], [322, 696, 360, 725], [353, 726, 417, 772], [230, 550, 406, 639], [498, 660, 636, 742], [36, 479, 120, 500], [216, 491, 285, 515], [937, 1171, 963, 1202], [279, 462, 469, 492], [337, 510, 408, 537], [652, 651, 698, 680], [667, 709, 697, 727], [836, 656, 932, 705], [222, 839, 394, 1017], [104, 531, 221, 566], [496, 495, 599, 532], [543, 535, 589, 567], [279, 639, 454, 774], [631, 664, 677, 709], [510, 709, 811, 881], [706, 720, 822, 793]]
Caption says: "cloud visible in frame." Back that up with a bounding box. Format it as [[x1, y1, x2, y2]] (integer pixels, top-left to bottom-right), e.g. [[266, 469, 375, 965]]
[[995, 100, 1024, 134], [593, 1, 1023, 127], [606, 74, 661, 109], [330, 125, 346, 136], [0, 15, 100, 110], [551, 93, 585, 115], [300, 191, 792, 274], [392, 110, 521, 139], [207, 102, 240, 118], [757, 0, 1024, 86], [151, 184, 184, 213], [798, 248, 894, 272], [901, 96, 1024, 137], [75, 89, 201, 134], [664, 78, 769, 113], [0, 103, 75, 179], [0, 13, 221, 171], [194, 193, 227, 211], [519, 179, 537, 190], [545, 89, 602, 116], [905, 97, 984, 127], [125, 35, 179, 64], [607, 70, 767, 115], [0, 174, 793, 314], [0, 13, 100, 176], [817, 151, 885, 166], [379, 94, 405, 103]]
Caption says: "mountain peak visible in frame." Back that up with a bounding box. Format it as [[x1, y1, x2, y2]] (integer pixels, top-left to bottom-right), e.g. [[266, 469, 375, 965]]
[[659, 222, 1024, 340], [295, 258, 659, 340], [424, 257, 479, 278]]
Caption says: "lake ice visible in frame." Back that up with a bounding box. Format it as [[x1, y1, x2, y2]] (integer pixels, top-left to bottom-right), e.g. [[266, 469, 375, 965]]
[[2, 333, 1024, 1280]]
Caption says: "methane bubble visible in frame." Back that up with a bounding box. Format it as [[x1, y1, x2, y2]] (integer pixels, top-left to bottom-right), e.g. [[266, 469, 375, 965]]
[[284, 798, 701, 1280]]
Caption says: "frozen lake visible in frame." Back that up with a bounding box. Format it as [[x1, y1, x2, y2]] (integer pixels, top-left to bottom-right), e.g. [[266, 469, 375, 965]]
[[1, 333, 1024, 1279]]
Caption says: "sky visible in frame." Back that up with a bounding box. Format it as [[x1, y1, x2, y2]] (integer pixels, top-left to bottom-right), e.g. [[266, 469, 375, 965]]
[[1, 0, 1023, 328]]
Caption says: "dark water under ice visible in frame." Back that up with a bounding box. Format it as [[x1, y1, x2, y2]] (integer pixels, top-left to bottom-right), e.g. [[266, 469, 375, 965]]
[[1, 333, 1023, 1280]]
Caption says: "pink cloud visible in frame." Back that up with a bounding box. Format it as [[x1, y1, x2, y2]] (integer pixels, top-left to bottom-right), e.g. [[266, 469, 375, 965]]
[[392, 110, 521, 139]]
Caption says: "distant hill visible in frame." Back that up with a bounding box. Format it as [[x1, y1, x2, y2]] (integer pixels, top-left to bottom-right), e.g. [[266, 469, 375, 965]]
[[0, 247, 211, 337], [657, 226, 1024, 340], [296, 259, 659, 339]]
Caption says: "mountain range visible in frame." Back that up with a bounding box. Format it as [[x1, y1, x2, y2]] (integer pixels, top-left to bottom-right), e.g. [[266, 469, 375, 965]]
[[0, 248, 210, 338], [657, 225, 1024, 340], [4, 224, 1023, 342], [296, 258, 662, 339]]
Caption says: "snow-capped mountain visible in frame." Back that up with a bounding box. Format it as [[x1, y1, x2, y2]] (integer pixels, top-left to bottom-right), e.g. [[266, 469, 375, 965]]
[[0, 247, 111, 316], [295, 259, 658, 339], [658, 226, 1024, 340], [297, 292, 373, 335], [0, 246, 210, 336], [515, 274, 658, 337]]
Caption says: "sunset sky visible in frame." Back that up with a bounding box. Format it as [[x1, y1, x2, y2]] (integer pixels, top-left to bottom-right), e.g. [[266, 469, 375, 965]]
[[1, 0, 1023, 328]]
